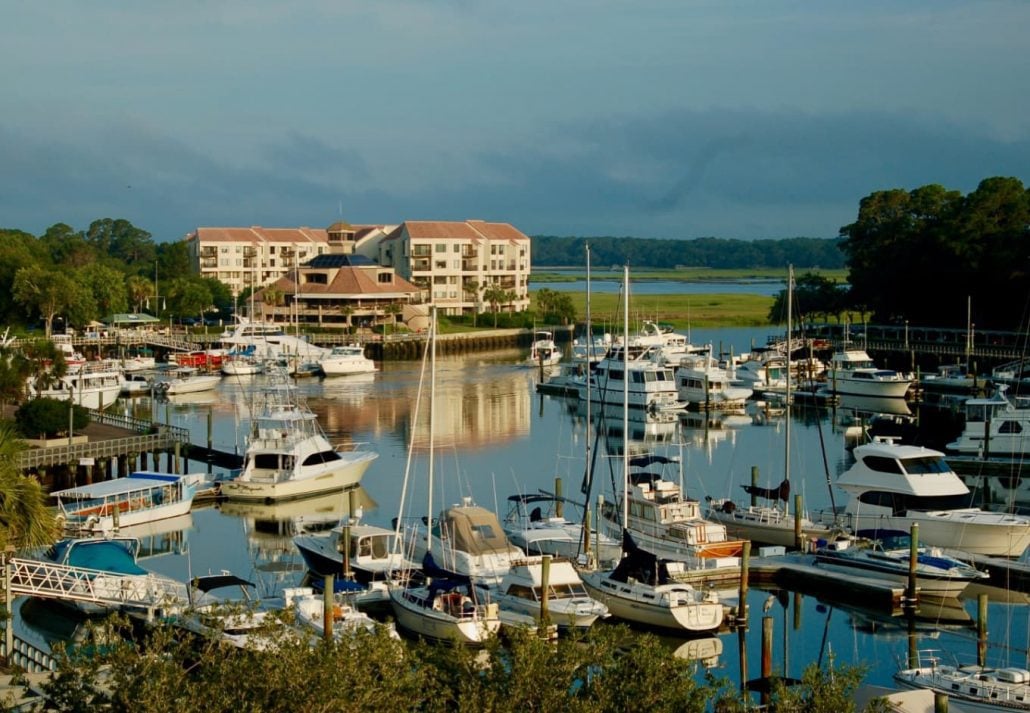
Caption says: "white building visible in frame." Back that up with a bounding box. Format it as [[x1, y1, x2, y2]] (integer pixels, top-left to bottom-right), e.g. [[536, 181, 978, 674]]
[[378, 220, 532, 317]]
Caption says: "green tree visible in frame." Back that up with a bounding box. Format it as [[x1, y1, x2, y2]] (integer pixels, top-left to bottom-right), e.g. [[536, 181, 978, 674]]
[[483, 285, 505, 327], [0, 421, 60, 550], [463, 279, 481, 327], [126, 275, 153, 314], [40, 223, 94, 267], [77, 263, 129, 320], [534, 287, 576, 325], [166, 277, 212, 322], [86, 218, 156, 267], [0, 229, 43, 325], [13, 265, 78, 337], [15, 397, 90, 439]]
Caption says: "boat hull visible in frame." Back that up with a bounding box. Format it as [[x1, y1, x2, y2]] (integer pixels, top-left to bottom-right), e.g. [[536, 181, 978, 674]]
[[841, 512, 1030, 557], [221, 452, 377, 502], [579, 571, 723, 632], [388, 588, 499, 645]]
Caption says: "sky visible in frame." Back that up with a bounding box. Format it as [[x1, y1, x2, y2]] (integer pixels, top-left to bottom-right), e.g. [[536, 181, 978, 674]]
[[2, 1, 1029, 243]]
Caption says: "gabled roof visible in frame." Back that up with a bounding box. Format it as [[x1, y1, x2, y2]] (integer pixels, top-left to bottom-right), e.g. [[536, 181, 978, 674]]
[[190, 227, 328, 244], [260, 264, 421, 299]]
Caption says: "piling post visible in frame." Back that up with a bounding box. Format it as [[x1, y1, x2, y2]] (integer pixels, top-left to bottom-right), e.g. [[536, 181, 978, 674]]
[[539, 555, 551, 635], [582, 506, 591, 563], [596, 494, 604, 562], [207, 410, 213, 474], [323, 574, 334, 641], [977, 593, 988, 667], [761, 611, 774, 698], [737, 541, 750, 627], [934, 692, 949, 713], [906, 524, 919, 606], [793, 494, 803, 551], [342, 524, 352, 580], [555, 477, 563, 519]]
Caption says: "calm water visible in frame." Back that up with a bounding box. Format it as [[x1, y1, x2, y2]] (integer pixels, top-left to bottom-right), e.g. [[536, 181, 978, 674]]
[[26, 326, 1030, 690]]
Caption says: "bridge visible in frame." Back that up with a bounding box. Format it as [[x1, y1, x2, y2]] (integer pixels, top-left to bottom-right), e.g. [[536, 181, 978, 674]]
[[5, 558, 189, 617]]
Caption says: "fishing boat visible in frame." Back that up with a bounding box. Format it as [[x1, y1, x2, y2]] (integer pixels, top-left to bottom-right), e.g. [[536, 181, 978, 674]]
[[388, 309, 502, 645], [947, 386, 1030, 458], [813, 530, 988, 598], [318, 344, 377, 376], [484, 556, 609, 630], [823, 436, 1030, 557], [220, 371, 378, 502], [895, 650, 1030, 712], [527, 330, 562, 367], [627, 320, 697, 366], [219, 316, 330, 363], [120, 372, 154, 396], [52, 471, 200, 534], [824, 348, 913, 398], [293, 521, 417, 598]]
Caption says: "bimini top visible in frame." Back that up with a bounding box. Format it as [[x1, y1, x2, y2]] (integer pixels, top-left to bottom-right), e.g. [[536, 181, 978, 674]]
[[51, 472, 189, 498], [438, 504, 514, 556]]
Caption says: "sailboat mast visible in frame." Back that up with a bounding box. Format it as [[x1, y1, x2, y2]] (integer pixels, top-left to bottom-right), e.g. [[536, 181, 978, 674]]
[[585, 242, 592, 486], [622, 265, 630, 529], [785, 265, 794, 503], [427, 307, 437, 550]]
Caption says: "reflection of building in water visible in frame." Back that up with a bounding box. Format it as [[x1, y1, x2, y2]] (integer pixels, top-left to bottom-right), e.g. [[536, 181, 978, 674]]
[[313, 361, 533, 452], [679, 411, 744, 455], [572, 401, 679, 456]]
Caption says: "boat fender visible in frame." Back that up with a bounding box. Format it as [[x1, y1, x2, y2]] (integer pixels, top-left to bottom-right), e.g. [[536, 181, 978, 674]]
[[332, 604, 344, 620]]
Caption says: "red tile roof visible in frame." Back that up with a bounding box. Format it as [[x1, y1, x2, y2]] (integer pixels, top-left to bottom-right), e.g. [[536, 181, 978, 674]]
[[383, 220, 530, 243]]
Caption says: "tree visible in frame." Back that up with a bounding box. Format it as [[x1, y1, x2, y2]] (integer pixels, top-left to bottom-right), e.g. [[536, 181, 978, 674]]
[[13, 265, 78, 337], [384, 302, 403, 334], [40, 223, 94, 267], [338, 303, 354, 333], [126, 275, 153, 314], [534, 288, 576, 325], [0, 229, 43, 324], [76, 263, 129, 320], [483, 285, 505, 327], [15, 397, 90, 439], [0, 421, 60, 550], [463, 280, 481, 327], [86, 218, 156, 267], [166, 277, 213, 322]]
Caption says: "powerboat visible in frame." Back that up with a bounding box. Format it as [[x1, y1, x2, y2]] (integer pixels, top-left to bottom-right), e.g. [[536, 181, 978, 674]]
[[527, 330, 562, 366], [574, 343, 686, 412], [282, 586, 399, 641], [52, 471, 199, 534], [220, 373, 378, 502], [483, 556, 608, 630], [824, 437, 1030, 557], [813, 530, 988, 598], [947, 386, 1030, 458], [318, 344, 377, 377], [824, 348, 913, 398], [674, 349, 753, 410], [219, 317, 330, 363], [502, 492, 622, 567], [29, 359, 123, 410], [627, 320, 697, 366], [155, 366, 221, 396]]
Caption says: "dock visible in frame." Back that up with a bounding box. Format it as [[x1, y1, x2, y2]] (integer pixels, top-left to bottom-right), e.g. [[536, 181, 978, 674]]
[[748, 553, 907, 610]]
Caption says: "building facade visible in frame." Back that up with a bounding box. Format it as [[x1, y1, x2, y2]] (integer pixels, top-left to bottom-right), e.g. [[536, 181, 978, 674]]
[[378, 220, 532, 317]]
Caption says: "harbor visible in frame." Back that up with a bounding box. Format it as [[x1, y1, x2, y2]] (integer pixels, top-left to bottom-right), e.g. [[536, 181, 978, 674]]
[[3, 322, 1028, 703]]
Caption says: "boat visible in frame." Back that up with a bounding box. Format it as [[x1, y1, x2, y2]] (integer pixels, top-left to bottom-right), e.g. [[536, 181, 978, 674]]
[[318, 344, 377, 377], [219, 316, 330, 363], [407, 497, 526, 586], [674, 348, 753, 410], [824, 348, 913, 398], [120, 353, 156, 372], [895, 649, 1030, 712], [598, 455, 745, 583], [220, 370, 378, 502], [388, 309, 502, 645], [731, 348, 790, 395], [29, 359, 123, 410], [155, 366, 221, 396], [947, 386, 1030, 458], [282, 586, 399, 640], [174, 572, 294, 651], [626, 320, 697, 366], [120, 372, 154, 396], [483, 556, 608, 630], [813, 530, 988, 598], [52, 471, 200, 534], [502, 493, 621, 568], [527, 330, 562, 366], [705, 264, 837, 548], [575, 343, 686, 411], [220, 354, 265, 376], [579, 530, 725, 633], [824, 436, 1030, 557]]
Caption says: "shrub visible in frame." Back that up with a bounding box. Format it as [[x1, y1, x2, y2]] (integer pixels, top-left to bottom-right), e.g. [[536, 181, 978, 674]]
[[15, 398, 90, 439]]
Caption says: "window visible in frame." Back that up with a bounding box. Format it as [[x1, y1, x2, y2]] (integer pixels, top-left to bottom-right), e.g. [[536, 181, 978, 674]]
[[378, 272, 392, 284], [435, 243, 447, 253], [453, 244, 460, 253]]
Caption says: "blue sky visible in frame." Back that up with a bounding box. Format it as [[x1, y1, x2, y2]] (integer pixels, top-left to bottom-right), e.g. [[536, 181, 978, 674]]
[[2, 1, 1028, 242]]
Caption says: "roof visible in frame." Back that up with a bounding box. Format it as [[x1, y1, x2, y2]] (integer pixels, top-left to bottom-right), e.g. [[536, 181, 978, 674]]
[[51, 472, 188, 498], [383, 220, 530, 243], [259, 263, 421, 299], [190, 227, 329, 244], [305, 254, 377, 268]]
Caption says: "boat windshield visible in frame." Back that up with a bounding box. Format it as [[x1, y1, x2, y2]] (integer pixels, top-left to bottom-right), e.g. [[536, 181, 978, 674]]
[[901, 456, 952, 475]]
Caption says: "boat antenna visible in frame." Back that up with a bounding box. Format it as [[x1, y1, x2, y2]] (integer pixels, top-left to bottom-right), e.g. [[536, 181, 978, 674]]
[[622, 264, 630, 530]]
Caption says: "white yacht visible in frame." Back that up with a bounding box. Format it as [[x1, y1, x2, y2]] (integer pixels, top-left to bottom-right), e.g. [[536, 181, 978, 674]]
[[156, 366, 222, 396], [527, 330, 562, 366], [220, 373, 378, 502], [318, 344, 377, 377], [824, 436, 1030, 557], [947, 386, 1030, 458], [484, 556, 609, 630], [575, 343, 685, 412], [502, 493, 621, 567], [627, 320, 697, 365], [895, 650, 1030, 713], [29, 359, 123, 410], [674, 349, 753, 409], [219, 317, 330, 363], [824, 348, 913, 398]]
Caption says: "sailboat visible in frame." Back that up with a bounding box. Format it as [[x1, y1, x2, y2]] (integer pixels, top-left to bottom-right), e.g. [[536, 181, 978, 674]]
[[705, 265, 835, 549], [387, 309, 502, 645], [578, 266, 725, 633]]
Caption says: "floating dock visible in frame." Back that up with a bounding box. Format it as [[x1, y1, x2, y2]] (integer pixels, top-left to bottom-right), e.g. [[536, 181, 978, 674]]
[[748, 553, 907, 610]]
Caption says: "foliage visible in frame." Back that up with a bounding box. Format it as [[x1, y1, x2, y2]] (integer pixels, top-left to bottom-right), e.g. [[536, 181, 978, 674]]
[[14, 397, 90, 439], [767, 272, 849, 325], [13, 265, 79, 337], [0, 420, 60, 550], [533, 288, 577, 325], [840, 177, 1030, 329], [76, 263, 129, 320]]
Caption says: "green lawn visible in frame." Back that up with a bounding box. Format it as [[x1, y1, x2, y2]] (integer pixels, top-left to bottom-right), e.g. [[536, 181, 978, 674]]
[[535, 292, 775, 329], [532, 267, 847, 283]]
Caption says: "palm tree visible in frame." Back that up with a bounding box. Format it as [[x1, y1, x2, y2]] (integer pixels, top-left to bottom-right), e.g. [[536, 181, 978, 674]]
[[463, 280, 481, 327], [384, 303, 403, 335], [338, 303, 354, 334], [483, 286, 504, 327], [0, 422, 60, 550], [126, 275, 153, 314]]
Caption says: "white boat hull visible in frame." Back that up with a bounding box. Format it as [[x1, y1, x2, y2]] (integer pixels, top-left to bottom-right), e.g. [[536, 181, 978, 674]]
[[579, 570, 723, 632], [221, 452, 376, 502], [826, 377, 912, 398], [388, 588, 500, 645], [839, 511, 1030, 557]]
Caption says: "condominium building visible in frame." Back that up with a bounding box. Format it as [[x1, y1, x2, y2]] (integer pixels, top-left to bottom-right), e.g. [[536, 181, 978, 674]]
[[185, 223, 395, 297], [378, 220, 532, 316]]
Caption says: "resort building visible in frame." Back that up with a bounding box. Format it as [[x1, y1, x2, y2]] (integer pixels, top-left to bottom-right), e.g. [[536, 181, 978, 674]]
[[250, 254, 425, 333], [378, 220, 532, 317]]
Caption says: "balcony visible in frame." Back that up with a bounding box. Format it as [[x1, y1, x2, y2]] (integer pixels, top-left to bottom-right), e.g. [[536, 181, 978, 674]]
[[461, 247, 478, 258], [412, 259, 431, 272], [462, 259, 479, 272], [412, 246, 431, 258], [200, 259, 218, 269], [243, 247, 258, 258], [200, 247, 217, 258]]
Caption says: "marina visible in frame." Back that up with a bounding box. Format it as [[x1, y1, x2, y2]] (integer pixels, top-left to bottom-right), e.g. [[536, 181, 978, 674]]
[[5, 325, 1030, 697]]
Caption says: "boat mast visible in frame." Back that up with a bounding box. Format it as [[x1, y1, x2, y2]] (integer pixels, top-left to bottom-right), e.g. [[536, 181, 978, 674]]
[[427, 307, 437, 555], [584, 242, 593, 494], [785, 264, 793, 513], [622, 264, 630, 529]]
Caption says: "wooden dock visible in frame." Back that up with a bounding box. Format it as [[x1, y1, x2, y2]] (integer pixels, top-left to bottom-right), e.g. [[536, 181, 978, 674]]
[[748, 553, 907, 610]]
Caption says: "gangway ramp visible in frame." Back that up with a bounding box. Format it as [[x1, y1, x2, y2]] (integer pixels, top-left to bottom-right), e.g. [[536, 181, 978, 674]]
[[7, 558, 189, 615]]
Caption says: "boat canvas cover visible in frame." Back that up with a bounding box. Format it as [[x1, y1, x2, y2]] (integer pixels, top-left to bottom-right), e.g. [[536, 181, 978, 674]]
[[51, 472, 186, 499], [50, 539, 147, 576], [442, 506, 513, 556], [609, 530, 674, 586]]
